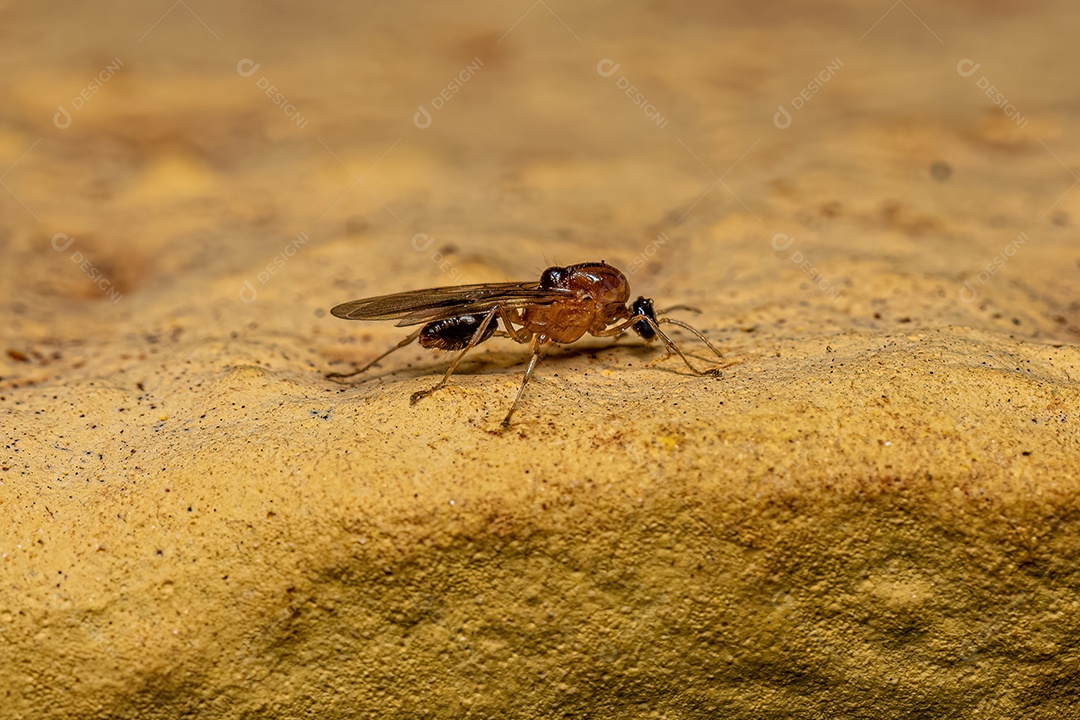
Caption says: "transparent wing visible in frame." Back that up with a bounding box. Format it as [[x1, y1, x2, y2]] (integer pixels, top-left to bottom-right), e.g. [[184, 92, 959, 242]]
[[330, 282, 571, 327]]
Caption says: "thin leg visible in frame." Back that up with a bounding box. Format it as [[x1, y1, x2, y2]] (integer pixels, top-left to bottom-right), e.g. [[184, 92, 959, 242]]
[[492, 329, 535, 341], [410, 305, 499, 405], [594, 310, 727, 375], [659, 318, 724, 360], [639, 316, 721, 377], [592, 314, 645, 337], [498, 306, 533, 344], [327, 327, 424, 381], [502, 337, 546, 428]]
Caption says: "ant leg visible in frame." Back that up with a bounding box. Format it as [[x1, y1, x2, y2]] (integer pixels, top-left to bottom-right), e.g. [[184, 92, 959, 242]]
[[502, 337, 546, 428], [638, 316, 723, 377], [592, 315, 644, 337], [658, 318, 724, 360], [498, 306, 533, 344], [487, 308, 533, 343], [410, 306, 499, 405], [327, 327, 424, 381]]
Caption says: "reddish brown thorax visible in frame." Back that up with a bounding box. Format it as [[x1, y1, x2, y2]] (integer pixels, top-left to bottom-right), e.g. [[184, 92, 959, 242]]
[[521, 262, 632, 343]]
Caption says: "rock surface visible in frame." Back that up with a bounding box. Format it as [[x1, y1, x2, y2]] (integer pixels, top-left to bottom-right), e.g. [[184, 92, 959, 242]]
[[2, 1, 1080, 717]]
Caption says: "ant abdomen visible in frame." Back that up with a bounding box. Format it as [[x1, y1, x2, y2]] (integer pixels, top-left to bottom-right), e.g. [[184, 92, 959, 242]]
[[420, 314, 497, 350]]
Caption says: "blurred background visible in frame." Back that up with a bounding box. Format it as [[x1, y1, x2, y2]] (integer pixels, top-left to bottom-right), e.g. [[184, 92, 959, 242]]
[[3, 0, 1078, 364]]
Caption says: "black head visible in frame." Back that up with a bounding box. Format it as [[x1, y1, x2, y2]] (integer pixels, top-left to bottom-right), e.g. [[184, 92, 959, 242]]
[[630, 296, 657, 340], [540, 265, 569, 289]]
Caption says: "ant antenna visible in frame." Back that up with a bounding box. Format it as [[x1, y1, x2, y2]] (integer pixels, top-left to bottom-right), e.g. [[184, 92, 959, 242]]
[[634, 314, 723, 376]]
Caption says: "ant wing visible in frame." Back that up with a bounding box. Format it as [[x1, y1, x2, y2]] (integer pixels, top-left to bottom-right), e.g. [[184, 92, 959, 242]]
[[330, 282, 571, 327]]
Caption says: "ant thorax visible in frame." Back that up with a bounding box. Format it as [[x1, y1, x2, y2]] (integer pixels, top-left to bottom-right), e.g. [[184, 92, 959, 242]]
[[526, 262, 632, 343]]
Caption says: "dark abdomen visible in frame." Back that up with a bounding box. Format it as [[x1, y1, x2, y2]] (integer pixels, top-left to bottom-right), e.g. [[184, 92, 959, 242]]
[[419, 314, 497, 350]]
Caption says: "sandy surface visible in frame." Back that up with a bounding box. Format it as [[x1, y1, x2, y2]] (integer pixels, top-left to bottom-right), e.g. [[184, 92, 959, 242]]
[[3, 1, 1080, 717]]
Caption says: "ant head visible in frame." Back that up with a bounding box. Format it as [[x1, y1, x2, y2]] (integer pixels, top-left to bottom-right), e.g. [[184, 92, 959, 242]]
[[540, 265, 569, 289], [630, 296, 657, 340]]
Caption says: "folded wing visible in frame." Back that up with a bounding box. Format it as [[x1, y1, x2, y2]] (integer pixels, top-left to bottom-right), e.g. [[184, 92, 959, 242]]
[[330, 282, 571, 326]]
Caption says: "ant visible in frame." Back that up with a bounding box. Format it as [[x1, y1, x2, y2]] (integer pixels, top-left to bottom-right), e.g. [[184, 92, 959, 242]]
[[327, 261, 726, 427]]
